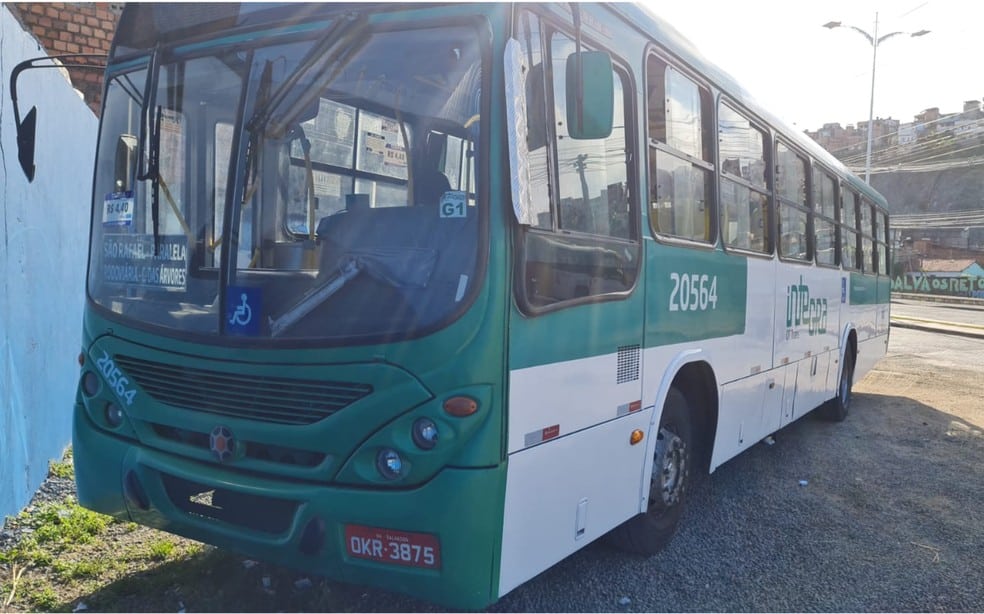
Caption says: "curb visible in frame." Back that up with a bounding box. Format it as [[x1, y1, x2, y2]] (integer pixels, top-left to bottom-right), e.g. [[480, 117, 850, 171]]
[[892, 292, 984, 307], [890, 318, 984, 340]]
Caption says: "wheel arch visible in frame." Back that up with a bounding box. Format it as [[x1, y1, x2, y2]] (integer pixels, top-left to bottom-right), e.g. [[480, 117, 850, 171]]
[[639, 350, 719, 513], [838, 324, 859, 384]]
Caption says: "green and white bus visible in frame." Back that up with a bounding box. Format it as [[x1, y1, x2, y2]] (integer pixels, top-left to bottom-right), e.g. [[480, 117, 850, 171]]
[[59, 2, 890, 609]]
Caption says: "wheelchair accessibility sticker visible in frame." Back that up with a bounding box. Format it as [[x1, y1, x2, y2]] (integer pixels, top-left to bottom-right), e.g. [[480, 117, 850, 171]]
[[226, 286, 261, 335]]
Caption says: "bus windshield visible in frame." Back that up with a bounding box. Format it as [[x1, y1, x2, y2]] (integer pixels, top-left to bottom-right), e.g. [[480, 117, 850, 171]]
[[87, 19, 485, 342]]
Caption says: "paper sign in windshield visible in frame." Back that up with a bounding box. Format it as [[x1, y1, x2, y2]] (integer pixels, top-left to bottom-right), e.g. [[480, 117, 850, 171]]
[[102, 234, 188, 290], [103, 192, 134, 227], [440, 191, 467, 218]]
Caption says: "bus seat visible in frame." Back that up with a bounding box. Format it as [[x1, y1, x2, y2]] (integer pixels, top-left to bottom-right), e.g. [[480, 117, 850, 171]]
[[414, 169, 451, 206], [316, 203, 477, 327]]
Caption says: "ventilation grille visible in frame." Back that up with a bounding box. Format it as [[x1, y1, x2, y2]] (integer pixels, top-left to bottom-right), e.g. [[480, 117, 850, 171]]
[[116, 355, 372, 426], [616, 345, 640, 384]]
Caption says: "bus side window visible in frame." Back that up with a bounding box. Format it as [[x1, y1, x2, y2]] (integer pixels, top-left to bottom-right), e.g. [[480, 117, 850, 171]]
[[719, 102, 771, 254], [646, 55, 714, 244], [812, 167, 838, 267], [514, 10, 639, 309], [551, 31, 631, 239], [878, 210, 890, 275], [775, 141, 810, 261], [860, 199, 875, 273], [840, 188, 859, 270]]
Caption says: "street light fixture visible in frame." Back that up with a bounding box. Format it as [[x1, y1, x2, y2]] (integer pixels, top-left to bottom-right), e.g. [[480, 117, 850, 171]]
[[823, 13, 930, 183]]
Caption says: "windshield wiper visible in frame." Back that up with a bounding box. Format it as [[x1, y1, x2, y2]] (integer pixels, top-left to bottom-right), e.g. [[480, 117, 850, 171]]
[[246, 11, 369, 139], [138, 105, 163, 254], [135, 46, 164, 254]]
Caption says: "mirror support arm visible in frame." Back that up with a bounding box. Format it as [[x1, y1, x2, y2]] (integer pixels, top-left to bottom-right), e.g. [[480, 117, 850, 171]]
[[9, 54, 107, 182], [570, 3, 584, 134]]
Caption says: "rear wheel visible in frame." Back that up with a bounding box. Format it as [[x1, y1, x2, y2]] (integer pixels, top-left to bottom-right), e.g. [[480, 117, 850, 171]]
[[607, 387, 692, 555], [820, 349, 854, 422]]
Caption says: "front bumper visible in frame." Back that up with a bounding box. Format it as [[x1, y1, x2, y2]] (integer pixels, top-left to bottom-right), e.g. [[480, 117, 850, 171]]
[[73, 404, 506, 610]]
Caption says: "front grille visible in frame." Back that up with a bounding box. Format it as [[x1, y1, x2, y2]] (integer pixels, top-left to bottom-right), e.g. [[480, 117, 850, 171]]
[[152, 424, 326, 468], [161, 473, 298, 534], [116, 355, 372, 425]]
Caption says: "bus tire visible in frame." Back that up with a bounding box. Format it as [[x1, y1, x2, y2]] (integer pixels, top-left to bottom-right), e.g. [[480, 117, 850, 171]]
[[606, 387, 692, 555], [820, 349, 854, 422]]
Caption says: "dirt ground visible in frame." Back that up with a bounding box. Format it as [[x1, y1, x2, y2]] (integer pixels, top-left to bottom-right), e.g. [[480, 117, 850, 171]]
[[858, 329, 984, 434]]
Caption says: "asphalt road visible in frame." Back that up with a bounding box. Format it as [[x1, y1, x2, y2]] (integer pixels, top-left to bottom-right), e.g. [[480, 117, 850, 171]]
[[359, 324, 984, 612]]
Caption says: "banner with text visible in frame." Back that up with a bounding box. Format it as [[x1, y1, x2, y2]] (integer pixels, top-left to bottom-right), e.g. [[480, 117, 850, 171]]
[[102, 234, 188, 290]]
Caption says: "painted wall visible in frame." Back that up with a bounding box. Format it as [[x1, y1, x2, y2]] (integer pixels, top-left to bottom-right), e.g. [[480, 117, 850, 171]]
[[1, 7, 98, 522], [892, 273, 984, 299]]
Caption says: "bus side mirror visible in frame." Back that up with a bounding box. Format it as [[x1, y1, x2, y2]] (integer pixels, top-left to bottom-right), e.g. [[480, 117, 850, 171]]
[[565, 50, 613, 140], [15, 107, 38, 182]]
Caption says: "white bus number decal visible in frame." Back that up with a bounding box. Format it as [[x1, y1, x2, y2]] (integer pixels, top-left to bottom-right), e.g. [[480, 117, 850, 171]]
[[95, 351, 137, 406], [668, 273, 718, 312]]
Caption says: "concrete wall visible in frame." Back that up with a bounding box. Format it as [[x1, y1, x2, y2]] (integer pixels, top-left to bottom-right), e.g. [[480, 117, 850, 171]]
[[1, 7, 98, 522]]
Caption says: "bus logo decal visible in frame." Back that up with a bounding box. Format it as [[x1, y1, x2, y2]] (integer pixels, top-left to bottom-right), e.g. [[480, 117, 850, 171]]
[[785, 276, 828, 338], [209, 425, 236, 462]]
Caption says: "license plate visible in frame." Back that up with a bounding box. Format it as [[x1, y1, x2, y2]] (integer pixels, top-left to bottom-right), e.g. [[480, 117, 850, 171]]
[[344, 524, 441, 569]]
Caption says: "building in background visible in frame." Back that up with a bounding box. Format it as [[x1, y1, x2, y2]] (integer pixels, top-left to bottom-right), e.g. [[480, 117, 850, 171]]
[[6, 2, 120, 113]]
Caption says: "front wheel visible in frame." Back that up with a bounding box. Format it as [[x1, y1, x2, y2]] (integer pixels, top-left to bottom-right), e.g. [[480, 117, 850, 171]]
[[606, 387, 692, 555], [819, 349, 854, 422]]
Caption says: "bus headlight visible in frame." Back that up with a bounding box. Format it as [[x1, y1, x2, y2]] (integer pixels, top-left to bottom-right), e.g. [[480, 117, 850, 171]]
[[411, 418, 439, 450], [376, 448, 404, 480]]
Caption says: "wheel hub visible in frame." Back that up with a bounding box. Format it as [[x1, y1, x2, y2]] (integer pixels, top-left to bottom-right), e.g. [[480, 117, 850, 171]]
[[651, 427, 686, 507]]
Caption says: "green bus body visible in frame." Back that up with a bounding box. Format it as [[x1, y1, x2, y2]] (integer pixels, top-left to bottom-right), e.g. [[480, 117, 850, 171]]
[[72, 3, 890, 609]]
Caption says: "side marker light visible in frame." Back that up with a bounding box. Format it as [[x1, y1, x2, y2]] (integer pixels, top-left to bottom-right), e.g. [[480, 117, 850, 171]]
[[630, 429, 644, 445], [443, 396, 477, 417]]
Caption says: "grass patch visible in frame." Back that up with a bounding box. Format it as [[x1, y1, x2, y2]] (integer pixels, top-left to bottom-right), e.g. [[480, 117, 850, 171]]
[[52, 557, 112, 581], [0, 449, 367, 612], [146, 539, 177, 561], [31, 501, 110, 547], [48, 460, 74, 481], [47, 447, 75, 481]]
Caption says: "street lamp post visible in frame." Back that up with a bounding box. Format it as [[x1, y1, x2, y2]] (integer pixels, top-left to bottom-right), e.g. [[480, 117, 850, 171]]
[[823, 14, 930, 183]]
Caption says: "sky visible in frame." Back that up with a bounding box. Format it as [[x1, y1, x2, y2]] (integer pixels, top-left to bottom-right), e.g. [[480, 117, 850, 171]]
[[642, 0, 981, 131]]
